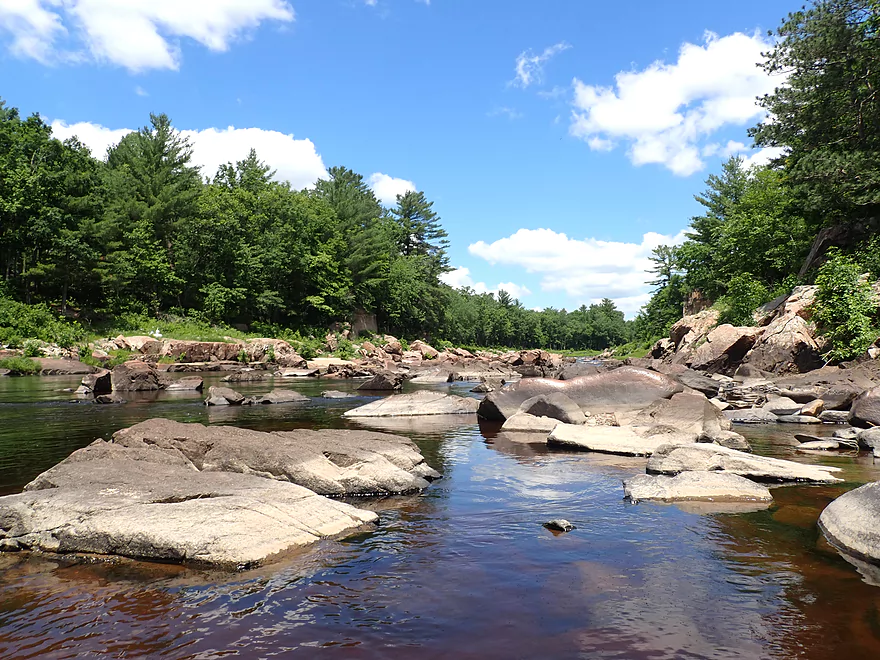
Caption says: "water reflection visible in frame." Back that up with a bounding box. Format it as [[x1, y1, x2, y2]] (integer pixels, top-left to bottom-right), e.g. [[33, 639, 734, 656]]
[[0, 376, 880, 657]]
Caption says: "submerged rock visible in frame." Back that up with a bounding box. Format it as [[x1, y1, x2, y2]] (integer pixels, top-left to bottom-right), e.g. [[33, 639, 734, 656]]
[[163, 376, 204, 391], [321, 390, 357, 399], [245, 390, 310, 405], [343, 390, 478, 417], [623, 472, 773, 503], [819, 481, 880, 565], [646, 443, 843, 483], [796, 440, 842, 451], [543, 519, 575, 532]]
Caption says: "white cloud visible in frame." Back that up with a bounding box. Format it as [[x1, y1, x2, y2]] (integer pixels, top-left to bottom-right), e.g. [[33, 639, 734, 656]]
[[468, 228, 687, 315], [512, 41, 571, 88], [0, 0, 66, 63], [441, 267, 532, 300], [570, 31, 783, 176], [134, 86, 149, 97], [50, 120, 327, 189], [369, 172, 416, 206], [488, 106, 524, 120], [0, 0, 294, 71], [741, 146, 786, 169]]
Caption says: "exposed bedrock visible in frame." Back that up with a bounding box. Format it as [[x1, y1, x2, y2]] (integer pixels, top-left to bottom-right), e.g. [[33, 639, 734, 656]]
[[477, 367, 683, 421]]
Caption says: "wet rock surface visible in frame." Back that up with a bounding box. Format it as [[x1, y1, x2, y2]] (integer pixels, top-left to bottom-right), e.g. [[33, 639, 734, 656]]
[[344, 391, 478, 417], [819, 481, 880, 565], [623, 472, 773, 503], [646, 443, 843, 483]]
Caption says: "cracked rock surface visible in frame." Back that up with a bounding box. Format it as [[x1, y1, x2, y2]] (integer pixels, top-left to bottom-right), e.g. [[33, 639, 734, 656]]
[[0, 418, 442, 567]]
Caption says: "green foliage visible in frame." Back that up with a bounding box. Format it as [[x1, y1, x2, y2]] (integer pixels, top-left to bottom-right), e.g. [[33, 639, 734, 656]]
[[335, 336, 355, 360], [80, 349, 135, 369], [265, 344, 276, 363], [813, 251, 877, 361], [0, 356, 40, 374], [751, 0, 880, 225], [717, 274, 770, 326], [237, 348, 249, 364], [0, 297, 85, 347], [22, 340, 43, 358]]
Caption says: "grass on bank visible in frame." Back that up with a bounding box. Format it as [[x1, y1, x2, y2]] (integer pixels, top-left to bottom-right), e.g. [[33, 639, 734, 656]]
[[0, 356, 40, 375]]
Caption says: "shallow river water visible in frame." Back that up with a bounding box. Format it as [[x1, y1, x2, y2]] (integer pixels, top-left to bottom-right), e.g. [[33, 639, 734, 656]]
[[0, 374, 879, 659]]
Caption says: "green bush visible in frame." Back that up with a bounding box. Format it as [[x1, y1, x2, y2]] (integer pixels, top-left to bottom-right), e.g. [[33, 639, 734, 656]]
[[0, 297, 85, 348], [22, 340, 43, 358], [335, 336, 355, 360], [717, 273, 770, 326], [0, 356, 40, 374], [813, 251, 877, 362]]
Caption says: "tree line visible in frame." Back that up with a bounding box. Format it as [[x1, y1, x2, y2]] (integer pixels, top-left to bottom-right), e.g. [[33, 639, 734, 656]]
[[0, 106, 630, 350]]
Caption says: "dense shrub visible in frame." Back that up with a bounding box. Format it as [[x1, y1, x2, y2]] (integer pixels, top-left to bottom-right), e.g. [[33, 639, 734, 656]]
[[813, 252, 877, 362]]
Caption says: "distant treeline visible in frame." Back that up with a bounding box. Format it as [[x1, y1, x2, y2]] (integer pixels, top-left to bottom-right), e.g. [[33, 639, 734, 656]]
[[0, 105, 630, 350]]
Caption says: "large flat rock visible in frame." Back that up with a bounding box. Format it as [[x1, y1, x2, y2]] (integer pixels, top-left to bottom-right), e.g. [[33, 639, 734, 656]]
[[0, 458, 376, 568], [624, 472, 773, 503], [343, 390, 478, 417], [646, 443, 843, 483], [478, 366, 682, 421], [819, 481, 880, 565], [547, 424, 684, 456]]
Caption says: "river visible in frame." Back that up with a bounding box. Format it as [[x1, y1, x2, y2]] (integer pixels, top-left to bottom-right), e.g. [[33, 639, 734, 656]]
[[0, 374, 878, 659]]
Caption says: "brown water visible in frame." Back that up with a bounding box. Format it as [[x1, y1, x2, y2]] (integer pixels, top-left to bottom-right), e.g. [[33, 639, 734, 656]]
[[0, 374, 879, 659]]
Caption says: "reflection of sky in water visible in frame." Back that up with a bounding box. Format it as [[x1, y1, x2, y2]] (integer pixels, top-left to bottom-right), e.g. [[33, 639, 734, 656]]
[[1, 376, 880, 658]]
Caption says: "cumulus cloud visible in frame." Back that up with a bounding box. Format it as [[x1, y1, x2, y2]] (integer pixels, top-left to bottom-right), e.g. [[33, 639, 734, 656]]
[[369, 173, 416, 206], [50, 120, 328, 189], [468, 228, 686, 315], [512, 41, 570, 88], [441, 267, 532, 300], [0, 0, 294, 71], [570, 31, 783, 176]]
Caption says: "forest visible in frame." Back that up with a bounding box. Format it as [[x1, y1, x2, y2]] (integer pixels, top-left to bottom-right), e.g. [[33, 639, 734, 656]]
[[2, 0, 879, 358]]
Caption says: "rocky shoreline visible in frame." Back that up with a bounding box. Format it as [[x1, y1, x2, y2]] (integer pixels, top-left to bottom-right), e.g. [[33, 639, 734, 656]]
[[1, 306, 879, 573]]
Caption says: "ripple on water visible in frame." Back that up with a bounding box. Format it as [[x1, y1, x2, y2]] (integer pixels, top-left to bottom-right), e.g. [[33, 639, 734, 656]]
[[1, 378, 880, 658]]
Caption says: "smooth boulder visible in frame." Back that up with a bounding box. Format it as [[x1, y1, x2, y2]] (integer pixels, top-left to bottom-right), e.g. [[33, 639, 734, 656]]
[[547, 424, 686, 457], [163, 376, 204, 391], [501, 413, 561, 433], [478, 367, 682, 421], [358, 371, 403, 391], [0, 454, 377, 567], [646, 443, 843, 483], [205, 386, 246, 406], [849, 386, 880, 428], [344, 390, 478, 417], [81, 369, 112, 395], [819, 481, 880, 564], [519, 392, 586, 425], [623, 472, 773, 503], [74, 418, 442, 497]]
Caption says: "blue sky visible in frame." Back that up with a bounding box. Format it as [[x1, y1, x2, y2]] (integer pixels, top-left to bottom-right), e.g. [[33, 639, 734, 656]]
[[0, 0, 795, 315]]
